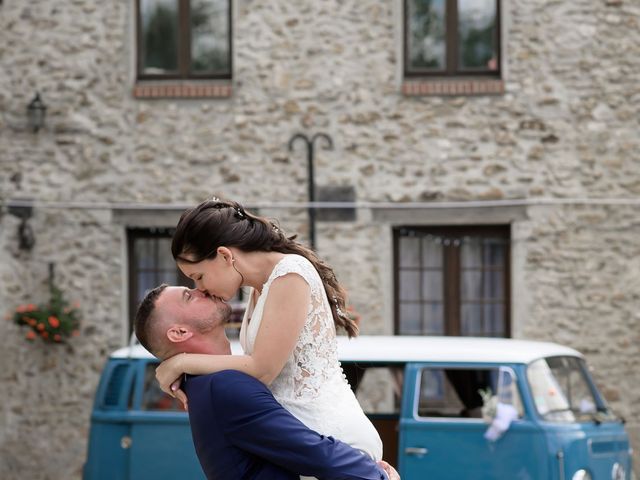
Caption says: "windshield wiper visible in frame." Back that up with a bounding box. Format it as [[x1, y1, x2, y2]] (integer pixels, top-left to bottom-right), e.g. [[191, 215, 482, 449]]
[[542, 407, 574, 417], [543, 407, 609, 425]]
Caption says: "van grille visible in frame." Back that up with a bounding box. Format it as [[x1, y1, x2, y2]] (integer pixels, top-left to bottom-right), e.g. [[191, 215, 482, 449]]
[[103, 363, 129, 407], [590, 440, 619, 456]]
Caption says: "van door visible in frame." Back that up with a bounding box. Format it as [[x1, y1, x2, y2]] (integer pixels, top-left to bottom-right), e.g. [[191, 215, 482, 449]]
[[398, 364, 548, 480], [127, 361, 205, 480]]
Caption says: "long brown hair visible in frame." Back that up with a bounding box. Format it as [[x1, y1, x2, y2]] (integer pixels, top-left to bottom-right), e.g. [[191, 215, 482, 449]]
[[171, 199, 358, 337]]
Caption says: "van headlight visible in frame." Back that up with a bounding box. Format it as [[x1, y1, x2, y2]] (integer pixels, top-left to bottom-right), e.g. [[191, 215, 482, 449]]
[[611, 463, 625, 480], [572, 470, 592, 480]]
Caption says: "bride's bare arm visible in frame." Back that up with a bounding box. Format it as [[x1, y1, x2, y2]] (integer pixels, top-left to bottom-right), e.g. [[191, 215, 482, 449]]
[[155, 273, 310, 394]]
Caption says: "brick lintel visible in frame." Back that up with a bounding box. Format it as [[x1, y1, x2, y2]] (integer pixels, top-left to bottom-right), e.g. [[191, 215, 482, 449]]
[[402, 79, 505, 97], [133, 82, 233, 99]]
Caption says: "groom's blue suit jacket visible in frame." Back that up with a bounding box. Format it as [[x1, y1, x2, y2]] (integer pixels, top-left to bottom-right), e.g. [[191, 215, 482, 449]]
[[184, 370, 388, 480]]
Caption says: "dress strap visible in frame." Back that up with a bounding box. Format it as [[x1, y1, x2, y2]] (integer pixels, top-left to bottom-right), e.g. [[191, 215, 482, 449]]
[[264, 255, 322, 298]]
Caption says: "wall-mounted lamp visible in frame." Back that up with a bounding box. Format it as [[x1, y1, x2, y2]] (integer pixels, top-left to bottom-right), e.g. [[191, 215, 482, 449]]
[[27, 93, 47, 133], [8, 205, 35, 251]]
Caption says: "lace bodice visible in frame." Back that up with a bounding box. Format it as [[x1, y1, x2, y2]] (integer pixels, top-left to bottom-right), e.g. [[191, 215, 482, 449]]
[[240, 254, 342, 401], [239, 255, 383, 463]]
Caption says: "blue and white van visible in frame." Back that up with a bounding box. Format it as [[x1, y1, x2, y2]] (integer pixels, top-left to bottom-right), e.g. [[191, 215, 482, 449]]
[[83, 336, 634, 480]]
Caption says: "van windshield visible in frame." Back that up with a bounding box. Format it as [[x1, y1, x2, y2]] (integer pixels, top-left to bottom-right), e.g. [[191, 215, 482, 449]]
[[527, 356, 612, 423]]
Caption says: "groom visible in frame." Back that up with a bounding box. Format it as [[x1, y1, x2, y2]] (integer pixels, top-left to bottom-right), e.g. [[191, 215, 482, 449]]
[[135, 284, 399, 480]]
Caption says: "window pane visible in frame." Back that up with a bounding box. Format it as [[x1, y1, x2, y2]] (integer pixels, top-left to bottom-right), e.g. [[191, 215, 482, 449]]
[[141, 0, 179, 74], [461, 303, 482, 335], [157, 238, 175, 270], [461, 240, 482, 267], [399, 270, 420, 301], [461, 269, 482, 300], [418, 368, 501, 418], [484, 239, 505, 267], [399, 237, 420, 267], [135, 238, 156, 269], [418, 369, 445, 404], [458, 0, 498, 70], [142, 364, 183, 410], [137, 272, 158, 303], [421, 237, 443, 267], [399, 303, 421, 334], [407, 0, 446, 71], [157, 269, 178, 285], [352, 367, 404, 415], [191, 0, 230, 73], [484, 303, 504, 336], [483, 269, 503, 299], [423, 303, 444, 334], [421, 270, 443, 301]]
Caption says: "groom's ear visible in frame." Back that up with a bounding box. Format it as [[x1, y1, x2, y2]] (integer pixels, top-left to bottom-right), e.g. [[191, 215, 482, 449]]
[[166, 324, 194, 344]]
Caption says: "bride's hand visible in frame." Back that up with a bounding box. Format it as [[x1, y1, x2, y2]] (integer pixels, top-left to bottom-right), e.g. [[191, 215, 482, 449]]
[[156, 353, 189, 406], [377, 460, 400, 480]]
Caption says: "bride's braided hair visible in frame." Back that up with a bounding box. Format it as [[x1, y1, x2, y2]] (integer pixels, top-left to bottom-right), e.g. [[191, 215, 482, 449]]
[[171, 198, 358, 338]]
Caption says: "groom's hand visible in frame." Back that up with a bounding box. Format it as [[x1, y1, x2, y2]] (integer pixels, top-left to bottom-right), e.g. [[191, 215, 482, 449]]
[[377, 460, 400, 480]]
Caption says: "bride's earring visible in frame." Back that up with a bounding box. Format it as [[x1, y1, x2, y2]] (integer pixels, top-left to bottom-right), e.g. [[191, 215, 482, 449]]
[[231, 257, 245, 285]]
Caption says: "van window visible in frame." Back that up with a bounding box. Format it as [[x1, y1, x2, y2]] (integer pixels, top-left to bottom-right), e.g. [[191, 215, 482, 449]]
[[416, 367, 522, 419], [527, 356, 611, 423], [141, 363, 185, 411], [342, 363, 404, 467], [344, 365, 404, 415]]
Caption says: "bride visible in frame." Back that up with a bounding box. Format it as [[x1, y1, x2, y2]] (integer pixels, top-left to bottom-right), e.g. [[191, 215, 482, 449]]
[[155, 198, 383, 468]]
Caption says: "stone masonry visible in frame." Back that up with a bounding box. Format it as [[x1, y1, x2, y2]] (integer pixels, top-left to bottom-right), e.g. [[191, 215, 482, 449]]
[[1, 0, 639, 478]]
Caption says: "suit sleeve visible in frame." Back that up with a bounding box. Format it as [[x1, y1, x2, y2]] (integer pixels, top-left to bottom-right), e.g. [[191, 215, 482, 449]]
[[211, 372, 387, 480]]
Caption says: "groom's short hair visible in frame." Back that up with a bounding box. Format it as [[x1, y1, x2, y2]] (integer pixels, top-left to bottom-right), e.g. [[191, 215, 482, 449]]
[[134, 284, 170, 357]]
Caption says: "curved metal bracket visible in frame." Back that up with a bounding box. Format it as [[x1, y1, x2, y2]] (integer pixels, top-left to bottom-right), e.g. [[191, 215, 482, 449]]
[[287, 132, 334, 250]]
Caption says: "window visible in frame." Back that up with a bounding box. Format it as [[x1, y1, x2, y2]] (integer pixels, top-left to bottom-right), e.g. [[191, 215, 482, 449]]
[[342, 363, 405, 467], [394, 226, 510, 337], [136, 0, 232, 80], [127, 228, 193, 334], [416, 367, 522, 419], [527, 356, 614, 423], [141, 362, 185, 411], [127, 227, 246, 336], [405, 0, 500, 78], [343, 364, 405, 416]]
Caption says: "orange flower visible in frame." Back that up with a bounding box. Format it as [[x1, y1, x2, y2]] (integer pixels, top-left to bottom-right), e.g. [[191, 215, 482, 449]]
[[48, 316, 60, 328], [16, 305, 27, 313], [26, 304, 37, 312], [53, 334, 62, 342], [41, 331, 49, 339], [27, 318, 37, 327], [26, 331, 36, 340], [37, 323, 45, 331]]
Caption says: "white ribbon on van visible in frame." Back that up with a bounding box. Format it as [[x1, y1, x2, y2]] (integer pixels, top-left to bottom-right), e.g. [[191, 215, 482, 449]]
[[483, 367, 520, 441], [484, 402, 519, 441]]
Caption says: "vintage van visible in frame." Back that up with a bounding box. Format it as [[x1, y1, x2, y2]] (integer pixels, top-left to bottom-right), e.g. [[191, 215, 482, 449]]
[[83, 336, 634, 480]]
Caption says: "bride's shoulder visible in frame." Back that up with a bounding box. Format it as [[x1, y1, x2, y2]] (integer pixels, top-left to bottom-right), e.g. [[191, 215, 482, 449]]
[[275, 254, 315, 271], [270, 254, 321, 287]]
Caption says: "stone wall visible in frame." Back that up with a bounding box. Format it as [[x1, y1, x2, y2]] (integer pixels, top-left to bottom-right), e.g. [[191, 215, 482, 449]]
[[1, 0, 639, 478]]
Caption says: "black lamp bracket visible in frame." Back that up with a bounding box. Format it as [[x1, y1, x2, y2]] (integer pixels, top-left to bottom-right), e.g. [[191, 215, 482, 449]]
[[8, 205, 33, 220]]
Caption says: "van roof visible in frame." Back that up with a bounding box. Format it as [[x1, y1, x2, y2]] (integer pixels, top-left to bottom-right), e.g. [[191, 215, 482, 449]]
[[111, 335, 582, 365]]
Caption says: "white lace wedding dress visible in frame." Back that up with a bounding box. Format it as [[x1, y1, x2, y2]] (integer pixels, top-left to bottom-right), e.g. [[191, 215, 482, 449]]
[[239, 255, 383, 478]]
